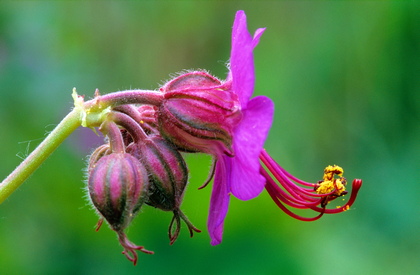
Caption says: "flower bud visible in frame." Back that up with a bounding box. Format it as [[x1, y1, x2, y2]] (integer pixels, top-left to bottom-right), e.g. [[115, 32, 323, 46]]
[[158, 71, 242, 156], [127, 135, 188, 211], [88, 152, 153, 265], [127, 135, 200, 244], [88, 152, 149, 231]]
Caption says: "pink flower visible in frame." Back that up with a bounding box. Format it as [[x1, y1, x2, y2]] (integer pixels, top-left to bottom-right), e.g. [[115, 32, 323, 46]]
[[207, 10, 274, 245]]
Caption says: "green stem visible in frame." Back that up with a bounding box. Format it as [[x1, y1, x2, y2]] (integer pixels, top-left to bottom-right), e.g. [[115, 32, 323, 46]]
[[0, 109, 82, 204], [0, 88, 164, 204]]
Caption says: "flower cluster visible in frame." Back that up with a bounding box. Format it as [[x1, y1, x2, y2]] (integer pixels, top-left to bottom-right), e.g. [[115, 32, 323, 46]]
[[0, 10, 363, 266], [75, 10, 362, 264]]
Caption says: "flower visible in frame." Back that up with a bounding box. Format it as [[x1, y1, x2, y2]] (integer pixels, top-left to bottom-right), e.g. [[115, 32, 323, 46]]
[[207, 10, 274, 245], [155, 10, 273, 246], [206, 11, 363, 246]]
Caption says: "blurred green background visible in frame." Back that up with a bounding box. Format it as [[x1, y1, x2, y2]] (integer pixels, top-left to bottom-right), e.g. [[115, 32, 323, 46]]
[[0, 1, 418, 274]]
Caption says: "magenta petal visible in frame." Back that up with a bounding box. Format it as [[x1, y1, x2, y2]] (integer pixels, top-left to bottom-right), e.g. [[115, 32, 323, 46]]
[[207, 10, 273, 245], [230, 96, 274, 200], [207, 158, 231, 245], [230, 10, 266, 108]]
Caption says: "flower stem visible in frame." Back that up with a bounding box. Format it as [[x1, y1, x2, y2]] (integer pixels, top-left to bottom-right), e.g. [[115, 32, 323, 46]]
[[0, 109, 82, 204], [0, 88, 164, 204]]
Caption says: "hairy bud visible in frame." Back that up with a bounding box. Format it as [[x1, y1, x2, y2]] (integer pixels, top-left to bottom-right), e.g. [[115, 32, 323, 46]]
[[158, 71, 242, 156], [88, 152, 152, 265], [128, 135, 187, 210], [127, 135, 200, 244]]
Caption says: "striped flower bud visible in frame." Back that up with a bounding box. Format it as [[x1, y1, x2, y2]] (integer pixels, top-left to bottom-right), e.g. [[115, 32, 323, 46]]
[[127, 135, 200, 244], [128, 135, 187, 211], [88, 152, 152, 265], [158, 71, 242, 156]]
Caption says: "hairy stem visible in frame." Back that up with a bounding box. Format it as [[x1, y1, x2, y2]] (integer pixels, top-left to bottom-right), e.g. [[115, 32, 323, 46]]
[[0, 88, 164, 204], [0, 110, 82, 204]]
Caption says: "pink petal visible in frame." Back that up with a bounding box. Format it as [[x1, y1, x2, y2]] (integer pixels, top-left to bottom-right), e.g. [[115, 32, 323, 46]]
[[230, 96, 274, 200], [230, 10, 266, 108], [207, 158, 231, 245]]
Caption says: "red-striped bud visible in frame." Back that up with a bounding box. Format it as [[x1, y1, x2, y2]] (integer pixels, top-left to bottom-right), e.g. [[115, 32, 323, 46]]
[[88, 152, 148, 230], [158, 71, 242, 156], [127, 135, 200, 244], [88, 152, 153, 264], [127, 135, 187, 210]]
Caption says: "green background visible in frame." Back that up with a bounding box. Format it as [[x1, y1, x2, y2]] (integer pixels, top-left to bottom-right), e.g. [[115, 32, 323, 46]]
[[0, 1, 418, 274]]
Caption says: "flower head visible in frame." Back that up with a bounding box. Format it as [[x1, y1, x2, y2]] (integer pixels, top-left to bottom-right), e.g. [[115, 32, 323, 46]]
[[153, 11, 274, 246], [205, 11, 362, 246], [0, 9, 364, 267]]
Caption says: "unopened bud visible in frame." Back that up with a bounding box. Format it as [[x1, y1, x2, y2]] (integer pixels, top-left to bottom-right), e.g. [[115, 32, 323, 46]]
[[158, 71, 242, 156], [88, 152, 152, 264], [127, 135, 187, 211], [127, 135, 200, 244]]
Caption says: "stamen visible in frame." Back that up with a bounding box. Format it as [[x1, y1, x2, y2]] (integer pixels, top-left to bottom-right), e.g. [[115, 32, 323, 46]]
[[261, 150, 314, 187], [311, 179, 362, 214], [260, 149, 362, 221], [265, 180, 325, 221], [261, 168, 322, 208]]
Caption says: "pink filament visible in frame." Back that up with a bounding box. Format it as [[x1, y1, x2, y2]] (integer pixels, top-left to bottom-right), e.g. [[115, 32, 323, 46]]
[[260, 149, 362, 221]]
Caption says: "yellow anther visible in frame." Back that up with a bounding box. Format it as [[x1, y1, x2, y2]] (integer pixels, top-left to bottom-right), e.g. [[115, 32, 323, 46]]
[[316, 180, 334, 194], [323, 165, 344, 181], [316, 165, 347, 196], [316, 179, 346, 195]]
